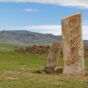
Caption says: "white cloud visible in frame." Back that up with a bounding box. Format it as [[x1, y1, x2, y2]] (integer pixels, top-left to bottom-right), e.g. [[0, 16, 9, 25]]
[[82, 26, 88, 40], [23, 8, 38, 12], [23, 25, 61, 35], [0, 0, 88, 9]]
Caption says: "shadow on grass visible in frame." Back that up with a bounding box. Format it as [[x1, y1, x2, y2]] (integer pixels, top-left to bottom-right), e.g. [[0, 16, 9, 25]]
[[32, 69, 63, 75]]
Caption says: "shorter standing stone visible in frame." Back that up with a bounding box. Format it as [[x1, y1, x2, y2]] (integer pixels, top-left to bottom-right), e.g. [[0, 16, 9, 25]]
[[45, 41, 61, 73]]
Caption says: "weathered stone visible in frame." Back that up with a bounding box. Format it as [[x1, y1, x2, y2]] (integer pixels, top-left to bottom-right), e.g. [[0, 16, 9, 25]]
[[62, 13, 85, 76], [54, 66, 63, 73], [45, 41, 61, 73]]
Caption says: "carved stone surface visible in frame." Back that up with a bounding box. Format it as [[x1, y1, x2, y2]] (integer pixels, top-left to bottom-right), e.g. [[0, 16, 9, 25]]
[[62, 13, 85, 76], [46, 41, 61, 73]]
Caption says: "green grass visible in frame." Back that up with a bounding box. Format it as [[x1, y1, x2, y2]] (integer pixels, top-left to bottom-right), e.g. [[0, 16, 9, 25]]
[[0, 44, 87, 88], [0, 44, 24, 52]]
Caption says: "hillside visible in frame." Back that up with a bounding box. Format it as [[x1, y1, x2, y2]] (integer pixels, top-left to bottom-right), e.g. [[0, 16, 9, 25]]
[[0, 30, 61, 46], [0, 46, 87, 88], [0, 30, 87, 46]]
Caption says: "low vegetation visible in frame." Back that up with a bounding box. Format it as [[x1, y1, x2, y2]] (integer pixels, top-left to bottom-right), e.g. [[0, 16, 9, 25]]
[[0, 44, 87, 88], [18, 45, 88, 59]]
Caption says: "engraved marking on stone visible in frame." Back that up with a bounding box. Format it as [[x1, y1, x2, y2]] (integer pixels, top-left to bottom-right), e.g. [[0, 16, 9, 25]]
[[62, 13, 85, 76]]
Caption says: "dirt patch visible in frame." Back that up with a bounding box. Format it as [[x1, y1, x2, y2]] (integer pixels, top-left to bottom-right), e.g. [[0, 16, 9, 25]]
[[6, 76, 19, 80]]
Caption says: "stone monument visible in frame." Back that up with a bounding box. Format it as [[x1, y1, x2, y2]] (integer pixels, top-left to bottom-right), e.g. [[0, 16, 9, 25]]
[[62, 13, 85, 76], [45, 41, 61, 73]]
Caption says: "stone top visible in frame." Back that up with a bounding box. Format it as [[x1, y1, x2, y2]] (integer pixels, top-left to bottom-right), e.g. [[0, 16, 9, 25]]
[[62, 13, 81, 21]]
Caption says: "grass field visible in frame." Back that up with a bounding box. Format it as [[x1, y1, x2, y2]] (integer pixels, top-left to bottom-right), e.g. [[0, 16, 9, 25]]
[[0, 44, 88, 88]]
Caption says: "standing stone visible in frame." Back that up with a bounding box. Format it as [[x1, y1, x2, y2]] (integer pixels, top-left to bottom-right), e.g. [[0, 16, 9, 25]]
[[62, 13, 85, 76], [45, 41, 61, 73]]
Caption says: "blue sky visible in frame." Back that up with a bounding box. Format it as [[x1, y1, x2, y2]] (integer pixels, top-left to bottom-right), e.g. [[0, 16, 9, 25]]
[[0, 0, 88, 40]]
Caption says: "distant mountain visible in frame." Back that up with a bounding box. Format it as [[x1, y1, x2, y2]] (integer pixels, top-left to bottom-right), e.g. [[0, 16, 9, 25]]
[[0, 30, 87, 46], [83, 40, 88, 46], [0, 30, 61, 46]]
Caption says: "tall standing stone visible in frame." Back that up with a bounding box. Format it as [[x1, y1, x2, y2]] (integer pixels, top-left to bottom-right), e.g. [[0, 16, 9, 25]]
[[45, 41, 61, 73], [62, 13, 85, 76]]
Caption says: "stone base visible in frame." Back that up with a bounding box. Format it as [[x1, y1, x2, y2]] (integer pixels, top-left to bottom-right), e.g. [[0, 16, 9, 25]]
[[60, 73, 85, 78]]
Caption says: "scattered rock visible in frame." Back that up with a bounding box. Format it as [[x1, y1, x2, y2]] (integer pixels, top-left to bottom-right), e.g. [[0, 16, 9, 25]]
[[41, 72, 46, 75], [54, 66, 63, 73], [17, 45, 50, 56]]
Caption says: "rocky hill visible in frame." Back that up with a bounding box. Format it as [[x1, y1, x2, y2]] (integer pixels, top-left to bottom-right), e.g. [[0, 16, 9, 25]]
[[0, 30, 87, 46], [0, 30, 61, 46]]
